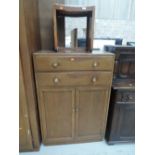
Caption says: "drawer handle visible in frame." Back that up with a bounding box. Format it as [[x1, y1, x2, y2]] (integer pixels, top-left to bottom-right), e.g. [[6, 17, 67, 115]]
[[70, 58, 75, 61], [52, 62, 59, 68], [53, 77, 59, 84], [92, 77, 97, 83], [93, 62, 98, 67]]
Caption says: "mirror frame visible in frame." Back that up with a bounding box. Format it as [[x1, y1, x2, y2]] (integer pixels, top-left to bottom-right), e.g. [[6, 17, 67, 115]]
[[52, 4, 95, 52]]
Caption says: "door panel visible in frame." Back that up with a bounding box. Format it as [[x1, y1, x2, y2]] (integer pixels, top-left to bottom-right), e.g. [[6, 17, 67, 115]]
[[38, 88, 75, 144], [19, 59, 33, 151], [110, 103, 135, 142], [75, 87, 109, 141]]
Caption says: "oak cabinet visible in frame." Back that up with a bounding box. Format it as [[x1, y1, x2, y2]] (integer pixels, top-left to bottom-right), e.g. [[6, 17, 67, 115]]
[[34, 52, 114, 145], [37, 85, 111, 144]]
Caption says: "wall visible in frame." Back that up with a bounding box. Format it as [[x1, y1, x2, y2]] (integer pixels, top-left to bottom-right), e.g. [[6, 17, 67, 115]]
[[65, 0, 135, 44], [66, 18, 135, 44], [95, 19, 135, 44]]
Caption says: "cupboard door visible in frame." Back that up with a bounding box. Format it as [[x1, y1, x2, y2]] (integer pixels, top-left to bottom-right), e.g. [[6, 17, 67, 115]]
[[38, 88, 75, 144], [75, 87, 110, 141], [19, 60, 33, 151], [109, 103, 135, 143]]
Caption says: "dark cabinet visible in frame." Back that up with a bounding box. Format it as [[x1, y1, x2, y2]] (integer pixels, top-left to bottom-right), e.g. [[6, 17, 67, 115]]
[[106, 89, 135, 144], [105, 45, 135, 144]]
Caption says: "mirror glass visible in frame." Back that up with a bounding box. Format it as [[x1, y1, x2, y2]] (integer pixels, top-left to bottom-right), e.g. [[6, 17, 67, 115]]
[[65, 17, 87, 48]]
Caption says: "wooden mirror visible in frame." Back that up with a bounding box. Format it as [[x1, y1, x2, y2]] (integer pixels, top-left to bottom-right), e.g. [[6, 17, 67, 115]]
[[52, 4, 95, 52]]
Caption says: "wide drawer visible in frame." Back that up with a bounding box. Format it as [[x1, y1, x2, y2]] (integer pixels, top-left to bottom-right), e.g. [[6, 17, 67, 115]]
[[35, 71, 112, 87], [33, 54, 114, 72]]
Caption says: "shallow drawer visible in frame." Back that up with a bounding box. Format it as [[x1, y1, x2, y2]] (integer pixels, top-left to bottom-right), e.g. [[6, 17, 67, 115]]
[[33, 54, 114, 72], [114, 90, 135, 103], [36, 71, 112, 87]]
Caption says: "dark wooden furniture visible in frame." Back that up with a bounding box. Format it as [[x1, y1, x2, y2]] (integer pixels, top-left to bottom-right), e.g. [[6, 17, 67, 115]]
[[19, 0, 41, 152], [105, 45, 135, 144], [52, 4, 95, 52], [33, 51, 115, 145], [104, 45, 135, 80], [127, 41, 135, 46], [106, 82, 135, 144]]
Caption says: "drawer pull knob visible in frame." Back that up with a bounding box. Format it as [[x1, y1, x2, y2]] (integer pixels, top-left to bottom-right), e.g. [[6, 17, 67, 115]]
[[70, 58, 75, 61], [53, 77, 59, 83], [52, 62, 59, 68], [92, 77, 97, 83], [93, 62, 98, 67]]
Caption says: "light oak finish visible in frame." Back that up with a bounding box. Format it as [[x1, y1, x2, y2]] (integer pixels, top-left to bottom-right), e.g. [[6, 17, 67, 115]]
[[37, 87, 75, 144], [33, 53, 114, 71], [75, 87, 109, 141], [35, 72, 112, 87], [34, 51, 114, 145]]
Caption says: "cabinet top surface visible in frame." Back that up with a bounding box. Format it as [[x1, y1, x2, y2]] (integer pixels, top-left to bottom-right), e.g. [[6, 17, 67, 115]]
[[33, 50, 115, 57]]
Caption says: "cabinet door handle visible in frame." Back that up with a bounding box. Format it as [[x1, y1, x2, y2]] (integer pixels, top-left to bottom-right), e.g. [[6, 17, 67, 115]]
[[52, 62, 59, 68], [53, 77, 59, 84], [92, 77, 97, 83]]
